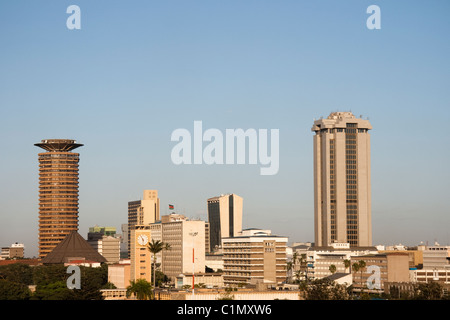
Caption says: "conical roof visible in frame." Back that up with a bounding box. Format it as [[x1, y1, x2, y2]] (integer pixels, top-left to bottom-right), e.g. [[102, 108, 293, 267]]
[[41, 231, 107, 264]]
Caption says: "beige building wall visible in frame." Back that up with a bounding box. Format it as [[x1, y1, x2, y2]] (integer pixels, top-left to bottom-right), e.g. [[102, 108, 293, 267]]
[[141, 190, 160, 224], [101, 236, 121, 264], [222, 230, 288, 286], [89, 236, 120, 264], [162, 219, 206, 282], [312, 112, 372, 247], [380, 250, 423, 269], [176, 273, 224, 289], [387, 253, 410, 283], [108, 262, 131, 289], [351, 253, 409, 292]]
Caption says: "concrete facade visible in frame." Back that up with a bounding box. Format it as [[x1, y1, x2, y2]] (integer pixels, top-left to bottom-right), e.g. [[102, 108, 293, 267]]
[[161, 218, 206, 282], [312, 112, 372, 247], [306, 242, 378, 280], [88, 235, 121, 264], [222, 229, 288, 287], [108, 260, 131, 289], [351, 252, 410, 293]]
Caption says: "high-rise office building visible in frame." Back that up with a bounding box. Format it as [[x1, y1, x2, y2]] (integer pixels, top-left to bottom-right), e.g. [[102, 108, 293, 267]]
[[127, 190, 160, 257], [312, 112, 372, 247], [207, 193, 243, 252], [35, 139, 83, 259]]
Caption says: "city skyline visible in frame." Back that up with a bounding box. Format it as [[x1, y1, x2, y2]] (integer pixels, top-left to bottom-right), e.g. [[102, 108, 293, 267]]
[[1, 1, 450, 258]]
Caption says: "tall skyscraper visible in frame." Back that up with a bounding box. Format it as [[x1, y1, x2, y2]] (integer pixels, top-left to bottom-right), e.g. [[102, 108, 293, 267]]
[[127, 190, 160, 257], [35, 139, 83, 259], [312, 112, 372, 247], [207, 193, 243, 252]]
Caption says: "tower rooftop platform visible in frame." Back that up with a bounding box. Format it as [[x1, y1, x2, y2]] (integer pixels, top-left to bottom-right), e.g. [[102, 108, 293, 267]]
[[34, 139, 83, 152]]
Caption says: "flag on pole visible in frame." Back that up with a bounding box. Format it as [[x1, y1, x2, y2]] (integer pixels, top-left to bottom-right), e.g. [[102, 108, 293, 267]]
[[169, 204, 174, 210]]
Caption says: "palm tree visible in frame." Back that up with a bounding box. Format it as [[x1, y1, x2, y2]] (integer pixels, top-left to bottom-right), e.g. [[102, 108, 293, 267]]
[[357, 260, 366, 293], [299, 254, 307, 282], [286, 261, 293, 283], [292, 252, 298, 268], [147, 239, 171, 299], [343, 259, 351, 273], [352, 260, 367, 294], [294, 270, 304, 284], [126, 279, 153, 300], [352, 262, 360, 292]]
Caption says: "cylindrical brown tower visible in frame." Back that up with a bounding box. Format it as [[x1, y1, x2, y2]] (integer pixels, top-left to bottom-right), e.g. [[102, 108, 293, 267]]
[[35, 139, 83, 259]]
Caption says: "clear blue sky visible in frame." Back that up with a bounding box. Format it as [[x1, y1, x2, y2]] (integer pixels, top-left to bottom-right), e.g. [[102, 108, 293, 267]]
[[1, 1, 449, 257]]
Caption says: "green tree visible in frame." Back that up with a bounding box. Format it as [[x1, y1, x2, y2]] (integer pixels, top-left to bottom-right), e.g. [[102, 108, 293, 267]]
[[102, 282, 117, 289], [0, 279, 31, 300], [294, 270, 303, 284], [305, 278, 350, 300], [147, 239, 171, 298], [286, 261, 293, 283], [343, 259, 351, 273], [71, 265, 108, 300], [329, 264, 337, 275], [299, 254, 307, 282], [153, 270, 169, 287], [126, 279, 153, 300], [292, 251, 298, 280], [0, 263, 33, 285], [32, 281, 75, 300], [357, 260, 366, 293], [413, 282, 444, 300], [217, 287, 235, 300], [32, 263, 108, 300], [32, 264, 67, 287], [352, 260, 367, 294]]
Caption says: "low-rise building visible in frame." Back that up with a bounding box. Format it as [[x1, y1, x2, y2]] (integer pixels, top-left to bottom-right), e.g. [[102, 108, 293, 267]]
[[351, 252, 410, 293], [205, 253, 224, 272], [421, 245, 450, 270], [306, 243, 378, 280], [176, 272, 224, 289], [222, 229, 288, 287], [1, 243, 25, 259], [410, 267, 450, 285], [108, 259, 131, 289]]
